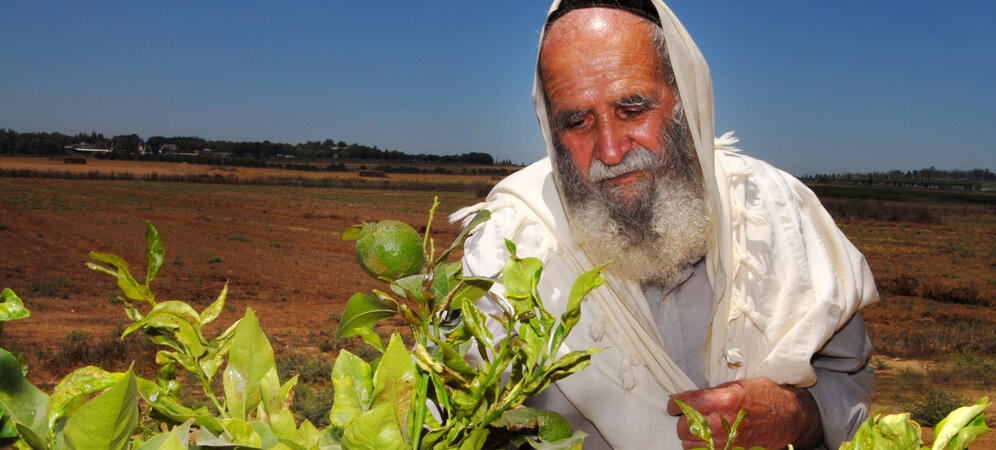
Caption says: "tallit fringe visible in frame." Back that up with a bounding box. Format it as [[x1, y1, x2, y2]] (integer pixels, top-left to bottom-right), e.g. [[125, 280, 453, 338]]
[[714, 130, 741, 153]]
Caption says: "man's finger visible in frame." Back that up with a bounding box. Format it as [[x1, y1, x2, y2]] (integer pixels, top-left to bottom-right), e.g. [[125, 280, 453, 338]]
[[668, 382, 742, 415], [667, 387, 713, 415]]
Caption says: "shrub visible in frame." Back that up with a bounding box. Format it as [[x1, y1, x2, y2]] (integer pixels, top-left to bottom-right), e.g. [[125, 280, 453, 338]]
[[908, 390, 968, 427], [28, 274, 74, 298]]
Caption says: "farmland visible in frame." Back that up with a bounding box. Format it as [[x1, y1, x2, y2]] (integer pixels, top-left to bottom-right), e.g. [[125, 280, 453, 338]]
[[0, 158, 993, 442]]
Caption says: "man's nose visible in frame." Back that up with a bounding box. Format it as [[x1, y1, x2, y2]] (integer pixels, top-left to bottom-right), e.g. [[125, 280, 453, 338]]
[[593, 119, 630, 166]]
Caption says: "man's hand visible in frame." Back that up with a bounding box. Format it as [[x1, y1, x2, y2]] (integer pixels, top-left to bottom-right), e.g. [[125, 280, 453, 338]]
[[666, 377, 822, 449]]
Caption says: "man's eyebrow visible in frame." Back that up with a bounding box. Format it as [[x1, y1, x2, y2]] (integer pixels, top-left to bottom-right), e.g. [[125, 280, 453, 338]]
[[553, 108, 590, 131], [613, 94, 659, 109]]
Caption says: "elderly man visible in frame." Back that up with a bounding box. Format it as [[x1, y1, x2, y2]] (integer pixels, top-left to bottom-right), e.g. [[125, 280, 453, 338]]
[[454, 1, 878, 448]]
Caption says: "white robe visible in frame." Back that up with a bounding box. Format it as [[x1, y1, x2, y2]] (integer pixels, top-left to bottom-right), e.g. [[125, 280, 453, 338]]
[[452, 1, 879, 448]]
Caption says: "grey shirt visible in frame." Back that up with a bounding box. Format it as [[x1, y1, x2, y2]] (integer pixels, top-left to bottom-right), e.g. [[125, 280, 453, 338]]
[[525, 259, 875, 449]]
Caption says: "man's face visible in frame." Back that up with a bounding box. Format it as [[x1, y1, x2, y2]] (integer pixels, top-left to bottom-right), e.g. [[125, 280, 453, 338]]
[[540, 8, 679, 211]]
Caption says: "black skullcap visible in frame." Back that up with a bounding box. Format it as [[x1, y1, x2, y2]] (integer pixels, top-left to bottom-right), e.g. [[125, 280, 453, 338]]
[[547, 0, 661, 28]]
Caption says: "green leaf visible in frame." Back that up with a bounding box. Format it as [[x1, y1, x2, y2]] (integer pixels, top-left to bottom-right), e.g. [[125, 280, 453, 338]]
[[135, 378, 222, 435], [502, 256, 544, 308], [457, 427, 488, 450], [318, 425, 343, 450], [435, 209, 490, 265], [297, 419, 321, 450], [392, 275, 425, 303], [342, 403, 410, 450], [127, 305, 207, 358], [0, 288, 29, 323], [460, 299, 494, 352], [200, 282, 228, 326], [145, 221, 165, 285], [47, 366, 123, 434], [61, 367, 139, 450], [932, 396, 990, 450], [223, 308, 276, 420], [134, 420, 191, 450], [0, 349, 49, 450], [521, 429, 588, 449], [341, 337, 416, 449], [428, 336, 476, 381], [370, 334, 417, 441], [672, 399, 713, 447], [88, 251, 155, 306], [443, 277, 494, 312], [523, 349, 599, 398], [560, 263, 607, 339], [220, 418, 262, 448], [341, 224, 363, 241], [335, 293, 397, 344]]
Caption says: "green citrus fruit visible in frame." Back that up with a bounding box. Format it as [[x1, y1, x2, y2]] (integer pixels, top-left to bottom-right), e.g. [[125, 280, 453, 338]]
[[354, 220, 424, 280], [537, 410, 572, 442]]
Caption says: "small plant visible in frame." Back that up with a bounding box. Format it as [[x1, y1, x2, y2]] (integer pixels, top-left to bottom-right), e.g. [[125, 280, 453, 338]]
[[0, 223, 8, 231], [909, 390, 968, 427], [270, 241, 281, 248], [334, 198, 605, 448], [227, 234, 250, 242], [207, 254, 222, 263], [28, 274, 74, 298]]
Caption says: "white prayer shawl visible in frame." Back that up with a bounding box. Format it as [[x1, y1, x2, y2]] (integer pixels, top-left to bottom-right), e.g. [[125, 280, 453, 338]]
[[453, 1, 879, 448]]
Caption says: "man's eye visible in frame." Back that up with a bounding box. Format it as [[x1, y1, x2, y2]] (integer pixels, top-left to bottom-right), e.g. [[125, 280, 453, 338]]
[[620, 108, 648, 119]]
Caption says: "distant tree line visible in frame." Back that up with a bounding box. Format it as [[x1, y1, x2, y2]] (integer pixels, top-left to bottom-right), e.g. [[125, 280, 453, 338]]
[[0, 129, 496, 164], [801, 167, 994, 190]]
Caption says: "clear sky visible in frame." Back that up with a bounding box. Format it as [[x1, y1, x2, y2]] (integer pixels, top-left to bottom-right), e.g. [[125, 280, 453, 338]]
[[2, 1, 993, 175]]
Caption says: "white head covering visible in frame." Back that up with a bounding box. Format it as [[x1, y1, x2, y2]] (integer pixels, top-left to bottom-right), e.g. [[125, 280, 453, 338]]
[[453, 1, 878, 447]]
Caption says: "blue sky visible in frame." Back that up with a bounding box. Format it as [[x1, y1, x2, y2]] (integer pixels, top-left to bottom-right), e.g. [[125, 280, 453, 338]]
[[1, 1, 993, 175]]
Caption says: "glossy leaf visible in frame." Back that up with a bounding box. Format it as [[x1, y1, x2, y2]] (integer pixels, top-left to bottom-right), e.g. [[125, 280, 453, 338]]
[[672, 399, 712, 446], [329, 349, 374, 433], [200, 282, 228, 326], [341, 224, 363, 241], [134, 420, 191, 450], [502, 255, 543, 309], [370, 334, 417, 441], [341, 336, 415, 449], [442, 277, 494, 312], [335, 293, 397, 344], [932, 396, 990, 450], [88, 251, 154, 306], [220, 418, 262, 448], [223, 308, 276, 420], [0, 349, 49, 450], [460, 299, 494, 351], [47, 366, 122, 433], [145, 221, 165, 285], [458, 427, 488, 450], [341, 403, 409, 450], [135, 378, 222, 435], [61, 368, 139, 450], [560, 263, 607, 339], [0, 288, 29, 323]]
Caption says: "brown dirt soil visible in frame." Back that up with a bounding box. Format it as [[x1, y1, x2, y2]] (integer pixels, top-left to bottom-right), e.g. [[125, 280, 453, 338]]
[[0, 175, 478, 387], [0, 155, 512, 184], [0, 165, 993, 445]]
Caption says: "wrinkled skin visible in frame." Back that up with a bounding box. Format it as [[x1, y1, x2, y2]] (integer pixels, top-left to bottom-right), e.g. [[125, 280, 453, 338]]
[[540, 8, 678, 213], [541, 8, 825, 449], [667, 377, 823, 449]]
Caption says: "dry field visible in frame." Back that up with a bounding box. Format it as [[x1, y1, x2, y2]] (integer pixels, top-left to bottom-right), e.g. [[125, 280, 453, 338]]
[[0, 155, 510, 185], [0, 161, 993, 444]]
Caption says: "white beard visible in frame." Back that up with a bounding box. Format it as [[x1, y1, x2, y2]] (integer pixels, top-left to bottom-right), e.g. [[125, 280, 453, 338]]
[[566, 175, 711, 285], [554, 111, 712, 286]]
